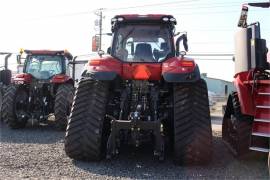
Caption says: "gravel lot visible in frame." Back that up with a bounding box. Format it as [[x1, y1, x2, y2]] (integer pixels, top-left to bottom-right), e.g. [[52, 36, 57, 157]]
[[0, 117, 269, 180]]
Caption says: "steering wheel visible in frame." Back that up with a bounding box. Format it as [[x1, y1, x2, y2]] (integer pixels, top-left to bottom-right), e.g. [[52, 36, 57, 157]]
[[48, 70, 55, 75]]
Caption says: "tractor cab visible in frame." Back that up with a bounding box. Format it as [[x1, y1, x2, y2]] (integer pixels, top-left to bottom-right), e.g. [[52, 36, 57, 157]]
[[15, 50, 73, 84], [110, 15, 178, 62]]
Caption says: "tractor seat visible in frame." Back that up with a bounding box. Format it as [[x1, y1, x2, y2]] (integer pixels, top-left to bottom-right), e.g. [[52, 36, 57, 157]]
[[134, 43, 154, 62], [39, 71, 50, 79]]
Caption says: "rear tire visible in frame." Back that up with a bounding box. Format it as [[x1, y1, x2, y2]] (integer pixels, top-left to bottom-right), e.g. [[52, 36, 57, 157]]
[[54, 83, 74, 130], [2, 85, 28, 129], [0, 85, 3, 122], [173, 79, 213, 165], [65, 79, 109, 161], [222, 92, 252, 156]]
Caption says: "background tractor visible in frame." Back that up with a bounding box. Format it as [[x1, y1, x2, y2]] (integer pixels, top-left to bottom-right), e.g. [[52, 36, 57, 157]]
[[0, 52, 13, 121], [2, 50, 75, 130], [222, 2, 270, 157], [65, 14, 213, 164]]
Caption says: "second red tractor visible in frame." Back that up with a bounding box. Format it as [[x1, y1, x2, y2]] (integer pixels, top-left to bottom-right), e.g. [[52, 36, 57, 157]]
[[64, 14, 213, 164]]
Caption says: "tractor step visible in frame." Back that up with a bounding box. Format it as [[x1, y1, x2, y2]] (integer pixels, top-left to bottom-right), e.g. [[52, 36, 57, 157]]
[[252, 132, 270, 137], [249, 83, 270, 153], [251, 121, 270, 137], [249, 147, 270, 153], [256, 105, 270, 109], [254, 118, 270, 123], [258, 92, 270, 95]]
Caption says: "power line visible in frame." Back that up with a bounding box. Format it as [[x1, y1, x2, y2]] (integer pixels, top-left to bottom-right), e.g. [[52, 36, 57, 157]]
[[103, 0, 200, 11], [188, 53, 233, 56], [21, 1, 269, 20]]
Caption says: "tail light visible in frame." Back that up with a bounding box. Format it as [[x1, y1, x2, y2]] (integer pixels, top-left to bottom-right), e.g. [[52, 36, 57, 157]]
[[14, 73, 32, 84], [89, 60, 101, 66], [132, 65, 151, 80], [51, 74, 69, 83], [180, 60, 195, 67]]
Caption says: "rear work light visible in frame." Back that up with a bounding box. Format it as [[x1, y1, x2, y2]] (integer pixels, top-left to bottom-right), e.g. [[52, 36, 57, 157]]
[[89, 60, 101, 66], [111, 17, 124, 23], [162, 17, 176, 22], [162, 17, 169, 21], [180, 60, 195, 67]]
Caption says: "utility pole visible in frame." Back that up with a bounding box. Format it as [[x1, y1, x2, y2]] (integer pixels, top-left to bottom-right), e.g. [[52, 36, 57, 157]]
[[99, 9, 103, 51], [94, 8, 104, 51]]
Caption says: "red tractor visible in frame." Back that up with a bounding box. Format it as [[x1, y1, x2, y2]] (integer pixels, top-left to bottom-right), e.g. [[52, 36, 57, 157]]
[[2, 50, 74, 130], [222, 3, 270, 157], [65, 14, 213, 164]]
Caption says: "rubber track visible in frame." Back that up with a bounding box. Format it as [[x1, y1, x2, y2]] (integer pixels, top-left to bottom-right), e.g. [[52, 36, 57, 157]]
[[230, 92, 252, 155], [173, 79, 213, 165], [65, 79, 109, 161], [54, 83, 74, 130]]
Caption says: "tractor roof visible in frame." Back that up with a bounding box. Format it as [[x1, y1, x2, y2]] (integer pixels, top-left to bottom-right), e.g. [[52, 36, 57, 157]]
[[111, 14, 177, 32], [24, 50, 73, 60], [112, 14, 176, 24]]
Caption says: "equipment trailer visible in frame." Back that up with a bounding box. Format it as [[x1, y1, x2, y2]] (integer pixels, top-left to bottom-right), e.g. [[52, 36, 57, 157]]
[[65, 14, 213, 164]]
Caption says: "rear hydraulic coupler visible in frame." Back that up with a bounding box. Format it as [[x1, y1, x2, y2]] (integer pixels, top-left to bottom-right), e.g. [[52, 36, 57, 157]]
[[106, 109, 164, 160]]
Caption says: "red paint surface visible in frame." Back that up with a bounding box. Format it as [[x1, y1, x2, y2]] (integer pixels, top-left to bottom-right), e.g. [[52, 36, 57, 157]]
[[162, 57, 196, 74], [14, 73, 32, 84], [88, 56, 122, 75], [87, 56, 198, 80], [252, 121, 270, 135], [51, 74, 72, 84], [234, 71, 255, 116]]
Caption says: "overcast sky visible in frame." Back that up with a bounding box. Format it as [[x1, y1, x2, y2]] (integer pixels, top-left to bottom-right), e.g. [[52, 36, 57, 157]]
[[0, 0, 269, 81]]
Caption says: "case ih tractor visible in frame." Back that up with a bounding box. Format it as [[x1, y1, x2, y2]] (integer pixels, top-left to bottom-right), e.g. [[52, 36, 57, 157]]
[[0, 52, 12, 121], [65, 14, 213, 164], [2, 50, 74, 130], [222, 2, 270, 157]]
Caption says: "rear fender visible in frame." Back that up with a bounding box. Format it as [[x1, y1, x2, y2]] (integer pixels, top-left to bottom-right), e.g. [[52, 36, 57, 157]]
[[51, 74, 74, 85], [13, 73, 32, 85], [162, 57, 200, 82], [234, 72, 254, 116], [82, 56, 122, 81]]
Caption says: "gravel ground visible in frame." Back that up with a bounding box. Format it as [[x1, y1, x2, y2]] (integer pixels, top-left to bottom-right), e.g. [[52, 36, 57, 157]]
[[0, 118, 269, 180]]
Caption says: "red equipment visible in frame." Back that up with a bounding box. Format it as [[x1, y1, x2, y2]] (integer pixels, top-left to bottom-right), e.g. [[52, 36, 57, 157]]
[[65, 14, 212, 164], [2, 49, 75, 130], [222, 3, 270, 156]]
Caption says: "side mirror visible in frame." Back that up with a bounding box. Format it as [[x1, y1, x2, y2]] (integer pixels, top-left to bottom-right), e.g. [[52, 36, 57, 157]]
[[176, 34, 188, 56], [180, 51, 186, 56], [107, 47, 111, 54], [98, 50, 105, 57], [16, 55, 22, 64]]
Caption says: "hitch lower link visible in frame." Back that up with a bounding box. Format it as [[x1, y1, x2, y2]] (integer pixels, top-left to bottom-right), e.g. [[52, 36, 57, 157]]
[[106, 114, 165, 161]]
